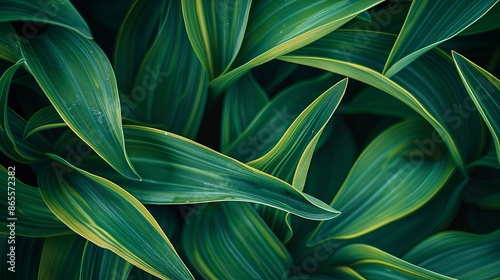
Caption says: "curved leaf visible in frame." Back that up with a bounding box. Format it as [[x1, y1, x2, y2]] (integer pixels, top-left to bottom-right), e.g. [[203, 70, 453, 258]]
[[460, 3, 500, 36], [24, 105, 65, 138], [38, 154, 194, 280], [21, 26, 139, 179], [453, 51, 500, 164], [80, 241, 133, 280], [182, 0, 252, 78], [0, 236, 44, 278], [404, 230, 500, 279], [0, 0, 91, 38], [0, 23, 21, 62], [281, 30, 484, 173], [383, 0, 498, 77], [38, 235, 86, 279], [182, 202, 292, 280], [309, 120, 455, 244], [0, 59, 24, 132], [0, 165, 72, 237], [210, 0, 384, 94]]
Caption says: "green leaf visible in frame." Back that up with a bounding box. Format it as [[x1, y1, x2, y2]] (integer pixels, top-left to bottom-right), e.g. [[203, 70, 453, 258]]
[[76, 125, 339, 221], [460, 3, 500, 36], [80, 241, 133, 280], [452, 51, 500, 164], [0, 59, 24, 132], [221, 72, 269, 151], [21, 26, 139, 179], [1, 236, 44, 278], [126, 0, 208, 138], [404, 230, 500, 279], [280, 30, 484, 173], [210, 0, 384, 94], [38, 154, 194, 280], [38, 235, 86, 279], [309, 120, 455, 244], [0, 0, 91, 38], [182, 0, 252, 78], [0, 23, 21, 62], [24, 106, 65, 138], [383, 0, 498, 77], [325, 244, 453, 280], [0, 165, 72, 237], [182, 202, 292, 280]]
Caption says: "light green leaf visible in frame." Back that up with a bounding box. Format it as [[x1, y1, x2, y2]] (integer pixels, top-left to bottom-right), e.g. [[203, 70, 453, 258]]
[[24, 106, 65, 138], [221, 72, 269, 151], [404, 230, 500, 280], [21, 26, 139, 179], [281, 30, 484, 173], [38, 154, 194, 280], [452, 51, 500, 164], [309, 120, 455, 244], [182, 0, 252, 78], [0, 165, 72, 237], [38, 235, 86, 279], [127, 0, 208, 138], [74, 125, 339, 221], [0, 23, 21, 62], [210, 0, 384, 94], [182, 202, 292, 280], [0, 0, 91, 38], [383, 0, 498, 77], [326, 244, 453, 280], [80, 241, 133, 280]]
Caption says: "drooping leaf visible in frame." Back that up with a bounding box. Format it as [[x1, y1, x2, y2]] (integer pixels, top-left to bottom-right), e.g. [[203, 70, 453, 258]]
[[404, 230, 500, 279], [383, 0, 498, 77], [182, 202, 292, 280], [38, 235, 86, 279], [21, 26, 139, 179], [38, 154, 194, 280], [182, 0, 252, 78], [24, 106, 65, 138], [210, 0, 384, 94], [281, 30, 484, 173], [452, 51, 500, 164], [0, 23, 21, 62], [0, 59, 24, 132], [0, 165, 71, 237], [80, 241, 133, 280], [0, 0, 91, 38], [309, 120, 455, 245]]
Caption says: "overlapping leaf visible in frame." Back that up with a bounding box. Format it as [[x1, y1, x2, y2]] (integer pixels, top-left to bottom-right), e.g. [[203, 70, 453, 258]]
[[453, 51, 500, 164], [38, 154, 194, 280], [309, 120, 455, 245], [383, 0, 498, 77], [80, 241, 133, 280], [21, 26, 139, 179], [38, 235, 86, 279], [182, 202, 292, 280], [0, 23, 21, 62]]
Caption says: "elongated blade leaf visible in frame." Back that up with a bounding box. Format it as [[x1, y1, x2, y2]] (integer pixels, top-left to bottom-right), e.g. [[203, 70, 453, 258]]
[[383, 0, 498, 77], [80, 241, 133, 280], [0, 165, 71, 237], [309, 120, 455, 244], [452, 51, 500, 164], [0, 23, 21, 62], [24, 106, 65, 138], [0, 59, 24, 132], [182, 202, 292, 279], [210, 0, 384, 94], [404, 230, 500, 279], [21, 26, 139, 179], [38, 235, 86, 279], [182, 0, 252, 78], [38, 154, 194, 280], [0, 0, 91, 38], [281, 30, 484, 173]]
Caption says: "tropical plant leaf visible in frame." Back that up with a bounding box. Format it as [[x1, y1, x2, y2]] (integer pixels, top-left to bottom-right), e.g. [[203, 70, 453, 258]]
[[38, 235, 86, 279], [0, 0, 91, 38], [460, 3, 500, 36], [1, 236, 44, 278], [309, 120, 455, 245], [221, 72, 269, 151], [182, 202, 292, 280], [24, 105, 65, 138], [182, 0, 252, 79], [322, 244, 453, 280], [404, 230, 500, 279], [80, 241, 133, 280], [20, 26, 139, 179], [38, 154, 194, 280], [210, 0, 384, 94], [452, 51, 500, 164], [0, 59, 24, 132], [0, 165, 72, 237], [71, 125, 340, 221], [0, 23, 21, 62], [280, 30, 484, 173], [383, 0, 498, 77]]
